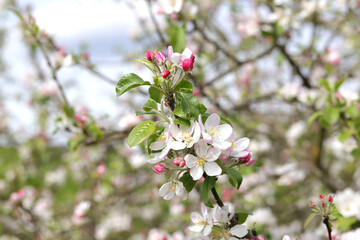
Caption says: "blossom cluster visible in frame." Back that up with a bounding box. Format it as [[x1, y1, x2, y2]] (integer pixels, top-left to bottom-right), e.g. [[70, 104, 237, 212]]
[[148, 113, 254, 201]]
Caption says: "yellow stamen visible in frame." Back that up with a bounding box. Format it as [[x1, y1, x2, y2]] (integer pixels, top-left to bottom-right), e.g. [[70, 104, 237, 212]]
[[209, 126, 221, 137], [198, 220, 206, 225], [231, 141, 236, 148], [159, 133, 166, 141], [197, 157, 206, 167]]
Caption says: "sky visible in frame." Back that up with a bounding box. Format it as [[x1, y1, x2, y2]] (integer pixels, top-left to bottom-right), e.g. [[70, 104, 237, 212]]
[[1, 0, 153, 144]]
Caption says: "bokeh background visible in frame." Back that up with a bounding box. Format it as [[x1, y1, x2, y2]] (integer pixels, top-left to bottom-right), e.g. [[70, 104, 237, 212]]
[[0, 0, 360, 239]]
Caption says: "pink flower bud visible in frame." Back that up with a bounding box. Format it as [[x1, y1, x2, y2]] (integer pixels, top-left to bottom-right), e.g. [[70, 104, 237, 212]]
[[162, 70, 171, 79], [59, 48, 66, 56], [328, 195, 333, 203], [75, 115, 87, 123], [309, 201, 315, 208], [155, 52, 166, 64], [321, 201, 325, 207], [146, 51, 155, 61], [192, 88, 200, 96], [182, 54, 195, 72], [173, 156, 185, 167], [257, 234, 266, 240], [153, 163, 166, 174], [319, 194, 324, 200], [96, 162, 106, 176], [239, 150, 252, 164]]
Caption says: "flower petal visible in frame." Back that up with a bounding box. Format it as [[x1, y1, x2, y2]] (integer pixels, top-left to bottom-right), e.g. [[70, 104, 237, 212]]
[[217, 124, 233, 140], [159, 182, 172, 197], [233, 138, 250, 152], [203, 225, 212, 236], [188, 224, 204, 232], [213, 139, 232, 150], [171, 52, 182, 65], [229, 224, 248, 238], [175, 182, 188, 200], [168, 140, 186, 150], [204, 162, 222, 176], [182, 47, 193, 59], [169, 124, 182, 141], [205, 147, 221, 161], [190, 212, 203, 223], [185, 154, 198, 168], [205, 113, 220, 131], [190, 165, 204, 180], [149, 140, 166, 150], [195, 139, 208, 157]]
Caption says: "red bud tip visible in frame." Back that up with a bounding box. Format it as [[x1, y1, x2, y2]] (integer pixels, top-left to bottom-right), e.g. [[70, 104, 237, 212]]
[[162, 70, 171, 79], [309, 201, 315, 208], [146, 51, 155, 61], [319, 194, 324, 200], [328, 195, 333, 202]]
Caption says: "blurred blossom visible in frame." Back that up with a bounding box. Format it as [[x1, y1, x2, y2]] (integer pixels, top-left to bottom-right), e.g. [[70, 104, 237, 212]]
[[335, 188, 360, 219], [33, 195, 53, 221], [325, 136, 357, 161], [37, 81, 58, 97], [237, 13, 260, 37], [279, 82, 301, 100], [285, 121, 306, 146], [324, 49, 340, 65], [278, 168, 306, 186], [147, 228, 169, 240], [245, 208, 277, 227], [118, 112, 142, 130], [250, 137, 271, 153], [157, 0, 183, 14], [45, 167, 66, 186], [72, 200, 91, 225], [339, 228, 360, 240]]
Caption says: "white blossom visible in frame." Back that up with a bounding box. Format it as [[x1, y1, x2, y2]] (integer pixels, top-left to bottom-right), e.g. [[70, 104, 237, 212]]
[[159, 180, 187, 200], [189, 203, 213, 236]]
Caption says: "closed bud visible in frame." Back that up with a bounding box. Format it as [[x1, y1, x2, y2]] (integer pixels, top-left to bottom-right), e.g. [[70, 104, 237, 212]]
[[173, 156, 185, 167], [319, 194, 324, 200], [328, 195, 333, 203], [182, 58, 194, 72], [162, 70, 171, 79], [153, 163, 166, 174], [309, 201, 315, 208], [155, 52, 166, 64], [321, 201, 325, 207], [146, 51, 155, 61]]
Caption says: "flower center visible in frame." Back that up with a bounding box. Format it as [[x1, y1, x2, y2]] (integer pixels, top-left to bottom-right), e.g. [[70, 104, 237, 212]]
[[209, 126, 221, 137], [181, 131, 193, 145], [171, 183, 176, 192], [197, 157, 206, 167], [197, 220, 206, 226], [159, 133, 166, 142], [231, 141, 236, 148]]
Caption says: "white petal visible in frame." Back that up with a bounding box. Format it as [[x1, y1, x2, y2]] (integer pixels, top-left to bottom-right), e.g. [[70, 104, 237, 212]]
[[147, 154, 162, 164], [185, 154, 198, 168], [195, 139, 208, 157], [188, 224, 204, 232], [175, 182, 188, 200], [202, 225, 212, 236], [163, 191, 175, 200], [203, 132, 213, 144], [205, 113, 220, 131], [213, 139, 232, 150], [232, 150, 249, 158], [149, 140, 166, 150], [168, 140, 186, 150], [190, 165, 204, 180], [159, 146, 170, 159], [198, 114, 204, 132], [171, 53, 182, 65], [233, 138, 250, 152], [170, 124, 182, 141], [159, 182, 172, 197], [167, 46, 174, 60], [201, 202, 208, 217], [189, 122, 201, 146], [217, 124, 233, 140], [205, 147, 221, 161], [204, 162, 222, 176], [190, 212, 203, 223], [229, 225, 248, 238], [182, 47, 193, 59]]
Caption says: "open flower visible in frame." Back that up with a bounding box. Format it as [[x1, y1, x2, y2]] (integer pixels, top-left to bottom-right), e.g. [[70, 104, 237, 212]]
[[189, 203, 213, 236], [168, 46, 193, 65], [220, 134, 250, 161], [185, 140, 222, 180], [215, 204, 234, 223], [199, 114, 233, 150], [170, 120, 201, 149], [159, 180, 187, 200], [148, 124, 186, 163]]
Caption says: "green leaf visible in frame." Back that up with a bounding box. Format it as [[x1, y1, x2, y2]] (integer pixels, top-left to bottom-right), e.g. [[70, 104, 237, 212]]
[[227, 168, 243, 189], [334, 76, 347, 91], [116, 73, 150, 97], [337, 217, 357, 231], [237, 212, 251, 224], [68, 135, 85, 150], [179, 172, 197, 193], [175, 90, 207, 119], [319, 78, 332, 92], [143, 99, 158, 112], [175, 80, 193, 92], [149, 86, 164, 103], [307, 111, 322, 125], [135, 110, 157, 116], [351, 148, 360, 159], [339, 129, 351, 142], [345, 106, 359, 118], [127, 121, 156, 147], [202, 176, 216, 208], [173, 117, 191, 127], [169, 24, 186, 53], [323, 107, 339, 125], [134, 59, 157, 74], [304, 213, 318, 228]]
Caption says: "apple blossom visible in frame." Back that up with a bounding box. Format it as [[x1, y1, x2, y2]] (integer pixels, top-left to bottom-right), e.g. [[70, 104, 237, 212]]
[[173, 156, 186, 167], [215, 204, 234, 223], [155, 51, 166, 64], [189, 203, 214, 236], [182, 55, 195, 72], [158, 0, 183, 15], [162, 69, 171, 79], [159, 180, 187, 200], [185, 140, 222, 180], [146, 51, 155, 61], [198, 113, 233, 150], [282, 235, 292, 240], [220, 224, 248, 240], [170, 120, 201, 149], [168, 46, 193, 66]]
